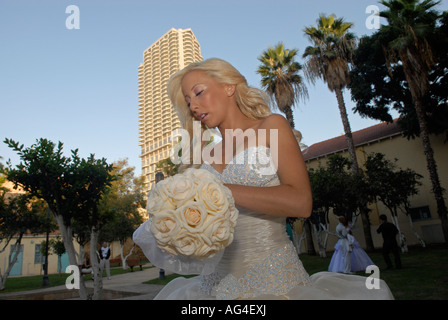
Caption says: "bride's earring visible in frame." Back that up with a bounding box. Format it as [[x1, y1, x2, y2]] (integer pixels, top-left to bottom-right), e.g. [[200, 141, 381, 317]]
[[226, 85, 235, 96]]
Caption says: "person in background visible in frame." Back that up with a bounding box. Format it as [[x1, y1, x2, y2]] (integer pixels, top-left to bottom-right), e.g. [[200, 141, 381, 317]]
[[328, 216, 352, 274], [98, 242, 111, 279], [377, 214, 402, 270]]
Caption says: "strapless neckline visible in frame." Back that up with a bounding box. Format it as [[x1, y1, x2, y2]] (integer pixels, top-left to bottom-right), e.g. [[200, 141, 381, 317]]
[[201, 145, 278, 187], [202, 145, 271, 175]]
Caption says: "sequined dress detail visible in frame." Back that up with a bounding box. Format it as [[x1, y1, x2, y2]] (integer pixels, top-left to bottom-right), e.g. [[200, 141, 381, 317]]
[[197, 146, 311, 299]]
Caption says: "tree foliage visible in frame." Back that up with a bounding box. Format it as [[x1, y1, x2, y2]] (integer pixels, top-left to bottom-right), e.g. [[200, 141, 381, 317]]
[[308, 152, 422, 252], [4, 138, 115, 299], [308, 155, 366, 222], [303, 14, 357, 91], [99, 159, 144, 244], [364, 152, 423, 216], [0, 191, 53, 290], [257, 42, 308, 128], [350, 5, 448, 140], [4, 138, 115, 228], [0, 193, 52, 253]]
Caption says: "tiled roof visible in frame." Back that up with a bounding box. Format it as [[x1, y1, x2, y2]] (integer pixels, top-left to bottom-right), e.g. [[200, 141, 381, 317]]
[[302, 119, 402, 161]]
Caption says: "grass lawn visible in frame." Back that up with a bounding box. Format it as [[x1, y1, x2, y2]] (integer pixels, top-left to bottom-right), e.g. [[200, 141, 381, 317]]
[[299, 243, 448, 300]]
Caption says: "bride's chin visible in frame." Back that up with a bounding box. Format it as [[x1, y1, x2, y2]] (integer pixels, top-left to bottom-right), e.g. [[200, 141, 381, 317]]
[[204, 119, 217, 128]]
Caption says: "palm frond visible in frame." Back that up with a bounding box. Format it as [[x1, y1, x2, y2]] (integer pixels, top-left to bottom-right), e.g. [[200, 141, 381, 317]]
[[302, 13, 357, 91], [256, 42, 308, 118]]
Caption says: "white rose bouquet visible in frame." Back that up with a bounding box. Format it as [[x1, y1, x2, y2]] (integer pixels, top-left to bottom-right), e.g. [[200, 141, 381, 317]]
[[147, 168, 238, 259]]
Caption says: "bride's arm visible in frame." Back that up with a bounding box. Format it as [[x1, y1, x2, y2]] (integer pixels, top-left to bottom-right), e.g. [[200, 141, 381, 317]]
[[225, 114, 312, 218]]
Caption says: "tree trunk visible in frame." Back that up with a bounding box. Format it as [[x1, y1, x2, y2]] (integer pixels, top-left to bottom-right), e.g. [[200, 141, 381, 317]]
[[121, 243, 135, 270], [407, 213, 426, 247], [390, 208, 408, 253], [359, 206, 375, 252], [90, 227, 103, 300], [304, 219, 316, 255], [78, 245, 85, 265], [312, 223, 329, 258], [413, 98, 448, 243], [399, 48, 448, 243], [55, 214, 88, 299], [334, 88, 375, 251], [291, 225, 303, 254], [0, 239, 23, 291], [283, 106, 295, 129], [334, 88, 359, 174]]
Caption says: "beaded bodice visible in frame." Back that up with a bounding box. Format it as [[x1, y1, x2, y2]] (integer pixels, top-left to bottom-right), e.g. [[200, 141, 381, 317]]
[[200, 146, 311, 299]]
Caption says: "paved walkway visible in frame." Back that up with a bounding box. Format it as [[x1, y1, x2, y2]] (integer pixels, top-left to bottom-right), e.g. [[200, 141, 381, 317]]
[[0, 265, 175, 300]]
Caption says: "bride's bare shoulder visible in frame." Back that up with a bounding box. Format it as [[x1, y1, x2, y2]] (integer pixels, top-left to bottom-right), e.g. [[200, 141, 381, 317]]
[[258, 114, 290, 130]]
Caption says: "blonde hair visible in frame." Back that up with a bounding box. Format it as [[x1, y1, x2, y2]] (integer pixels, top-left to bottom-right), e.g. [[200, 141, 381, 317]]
[[167, 58, 272, 171]]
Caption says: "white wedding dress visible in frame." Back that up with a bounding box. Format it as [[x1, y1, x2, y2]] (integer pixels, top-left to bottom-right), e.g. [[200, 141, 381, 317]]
[[134, 146, 394, 300]]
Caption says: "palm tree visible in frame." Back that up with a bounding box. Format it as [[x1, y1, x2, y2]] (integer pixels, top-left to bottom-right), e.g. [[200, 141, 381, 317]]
[[257, 42, 308, 129], [303, 14, 376, 251], [380, 0, 448, 242], [302, 14, 359, 174]]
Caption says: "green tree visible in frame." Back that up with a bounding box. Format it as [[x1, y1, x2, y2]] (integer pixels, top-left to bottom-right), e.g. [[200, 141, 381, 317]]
[[307, 154, 373, 254], [326, 155, 361, 218], [302, 15, 375, 250], [303, 14, 359, 173], [364, 152, 423, 250], [0, 192, 52, 290], [41, 236, 66, 275], [156, 157, 179, 178], [379, 0, 448, 242], [99, 159, 144, 269], [307, 165, 335, 257], [349, 31, 408, 124], [4, 138, 115, 299], [257, 42, 308, 128], [349, 22, 448, 139]]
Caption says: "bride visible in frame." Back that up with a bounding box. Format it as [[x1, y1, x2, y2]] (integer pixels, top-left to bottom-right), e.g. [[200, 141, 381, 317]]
[[133, 58, 393, 300]]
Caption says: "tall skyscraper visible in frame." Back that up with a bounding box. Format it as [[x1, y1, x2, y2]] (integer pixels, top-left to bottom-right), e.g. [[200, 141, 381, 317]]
[[138, 28, 202, 193]]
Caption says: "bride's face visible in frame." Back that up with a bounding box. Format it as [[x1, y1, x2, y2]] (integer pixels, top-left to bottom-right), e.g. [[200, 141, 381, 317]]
[[181, 70, 231, 128]]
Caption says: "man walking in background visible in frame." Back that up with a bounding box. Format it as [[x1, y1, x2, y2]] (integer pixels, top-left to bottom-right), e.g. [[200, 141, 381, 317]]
[[377, 215, 402, 270]]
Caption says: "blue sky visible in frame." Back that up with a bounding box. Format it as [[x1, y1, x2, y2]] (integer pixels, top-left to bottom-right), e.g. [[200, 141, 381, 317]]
[[1, 0, 447, 175]]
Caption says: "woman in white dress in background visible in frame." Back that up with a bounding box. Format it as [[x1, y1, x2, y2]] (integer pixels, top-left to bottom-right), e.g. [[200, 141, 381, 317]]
[[329, 216, 376, 274], [134, 58, 393, 300], [329, 216, 353, 274]]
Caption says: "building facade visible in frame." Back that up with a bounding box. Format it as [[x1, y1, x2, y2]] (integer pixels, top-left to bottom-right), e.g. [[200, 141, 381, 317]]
[[301, 120, 447, 252], [138, 28, 202, 193]]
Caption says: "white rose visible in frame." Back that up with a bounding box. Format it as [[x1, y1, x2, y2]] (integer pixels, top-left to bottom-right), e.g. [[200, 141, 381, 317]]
[[203, 214, 233, 246], [147, 181, 175, 215], [150, 210, 178, 246], [185, 168, 215, 183], [165, 174, 196, 206], [176, 201, 208, 233], [172, 229, 205, 257], [196, 179, 230, 216]]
